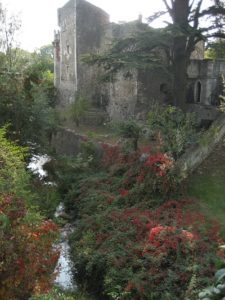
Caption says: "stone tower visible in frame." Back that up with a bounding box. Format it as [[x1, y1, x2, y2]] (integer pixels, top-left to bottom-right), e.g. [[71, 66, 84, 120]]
[[53, 0, 109, 107]]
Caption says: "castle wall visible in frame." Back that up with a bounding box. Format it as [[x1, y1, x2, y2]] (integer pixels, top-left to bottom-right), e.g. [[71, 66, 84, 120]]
[[53, 31, 61, 88], [103, 21, 158, 121], [188, 60, 225, 105], [56, 0, 76, 106], [54, 0, 225, 124], [76, 0, 109, 97], [54, 0, 109, 107], [106, 71, 138, 121]]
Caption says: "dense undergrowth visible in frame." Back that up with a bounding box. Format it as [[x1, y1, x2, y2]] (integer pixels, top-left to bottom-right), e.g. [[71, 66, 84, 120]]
[[0, 128, 59, 299], [1, 97, 225, 299], [48, 135, 224, 300]]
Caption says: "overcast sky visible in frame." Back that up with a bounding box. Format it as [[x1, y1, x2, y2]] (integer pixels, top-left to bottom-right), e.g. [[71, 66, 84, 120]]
[[1, 0, 211, 52]]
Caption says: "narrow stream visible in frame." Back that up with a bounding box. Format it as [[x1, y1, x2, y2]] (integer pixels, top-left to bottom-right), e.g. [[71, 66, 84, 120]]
[[28, 155, 75, 291], [28, 155, 50, 178], [54, 203, 75, 290]]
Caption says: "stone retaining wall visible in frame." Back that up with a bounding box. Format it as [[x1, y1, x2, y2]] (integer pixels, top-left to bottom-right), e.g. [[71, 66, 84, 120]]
[[51, 127, 103, 157], [176, 112, 225, 178]]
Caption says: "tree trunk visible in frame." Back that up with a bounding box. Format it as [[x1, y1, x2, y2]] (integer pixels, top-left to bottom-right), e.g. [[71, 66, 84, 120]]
[[173, 36, 189, 110], [170, 0, 190, 110]]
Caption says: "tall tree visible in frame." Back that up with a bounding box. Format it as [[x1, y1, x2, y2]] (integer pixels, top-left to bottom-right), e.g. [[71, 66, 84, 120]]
[[0, 5, 21, 70], [161, 0, 225, 108]]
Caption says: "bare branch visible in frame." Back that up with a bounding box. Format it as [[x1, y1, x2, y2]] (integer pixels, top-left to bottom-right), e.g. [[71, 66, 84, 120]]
[[189, 0, 195, 11], [147, 11, 167, 23], [206, 33, 225, 39], [193, 0, 203, 29], [162, 0, 173, 17]]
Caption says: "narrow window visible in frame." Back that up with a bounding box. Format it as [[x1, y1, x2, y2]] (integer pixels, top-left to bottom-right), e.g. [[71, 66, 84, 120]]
[[195, 81, 202, 103], [66, 44, 70, 54]]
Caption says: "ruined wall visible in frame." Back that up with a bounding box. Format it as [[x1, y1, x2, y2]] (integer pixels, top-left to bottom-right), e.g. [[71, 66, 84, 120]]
[[54, 0, 110, 108], [135, 69, 172, 120], [176, 112, 225, 178], [54, 0, 225, 124], [104, 21, 150, 121], [187, 59, 225, 105], [53, 31, 61, 88], [55, 0, 76, 106], [76, 0, 109, 104], [54, 1, 178, 122], [106, 71, 138, 121], [51, 127, 103, 157], [190, 40, 205, 60]]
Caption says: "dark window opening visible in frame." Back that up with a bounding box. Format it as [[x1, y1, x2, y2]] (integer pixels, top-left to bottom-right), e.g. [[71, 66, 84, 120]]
[[66, 44, 70, 54], [186, 83, 195, 103], [160, 83, 167, 93], [195, 81, 201, 103], [160, 83, 173, 105]]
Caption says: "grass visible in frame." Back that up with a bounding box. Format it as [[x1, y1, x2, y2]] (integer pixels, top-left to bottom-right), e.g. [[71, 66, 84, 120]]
[[63, 123, 119, 144], [29, 287, 95, 300], [187, 142, 225, 236], [61, 122, 152, 147]]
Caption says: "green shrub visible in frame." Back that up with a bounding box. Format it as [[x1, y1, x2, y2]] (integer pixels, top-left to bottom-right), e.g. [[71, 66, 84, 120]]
[[29, 288, 76, 300], [0, 127, 59, 299], [198, 246, 225, 300], [0, 126, 30, 196], [148, 105, 198, 159], [115, 120, 142, 151], [29, 287, 95, 300], [0, 54, 58, 150], [29, 180, 61, 219], [67, 94, 89, 127], [44, 154, 94, 204]]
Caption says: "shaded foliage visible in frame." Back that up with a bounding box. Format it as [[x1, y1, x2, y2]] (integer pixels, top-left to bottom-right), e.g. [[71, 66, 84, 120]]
[[148, 105, 198, 159], [49, 136, 222, 299], [0, 45, 58, 150], [0, 128, 59, 299]]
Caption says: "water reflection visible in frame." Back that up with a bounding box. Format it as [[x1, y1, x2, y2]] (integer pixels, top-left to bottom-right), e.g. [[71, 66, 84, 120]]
[[54, 203, 75, 290], [28, 155, 75, 290], [28, 154, 50, 178]]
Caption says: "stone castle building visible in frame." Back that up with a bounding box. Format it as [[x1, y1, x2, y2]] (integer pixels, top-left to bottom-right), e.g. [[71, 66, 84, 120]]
[[53, 0, 225, 123]]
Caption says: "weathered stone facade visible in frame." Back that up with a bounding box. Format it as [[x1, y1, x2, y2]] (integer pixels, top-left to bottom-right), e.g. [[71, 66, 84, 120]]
[[53, 0, 225, 123], [54, 0, 109, 107], [187, 59, 225, 105]]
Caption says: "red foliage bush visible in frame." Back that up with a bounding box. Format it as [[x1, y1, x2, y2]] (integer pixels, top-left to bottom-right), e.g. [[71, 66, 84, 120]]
[[0, 194, 59, 300], [101, 143, 140, 168], [145, 152, 174, 177], [69, 144, 221, 299], [76, 200, 221, 299]]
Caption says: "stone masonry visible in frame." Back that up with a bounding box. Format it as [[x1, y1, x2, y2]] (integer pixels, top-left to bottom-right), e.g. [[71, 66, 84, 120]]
[[53, 0, 225, 123]]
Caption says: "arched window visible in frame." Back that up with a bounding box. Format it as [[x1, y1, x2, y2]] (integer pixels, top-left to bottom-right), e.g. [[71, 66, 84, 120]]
[[195, 81, 202, 103]]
